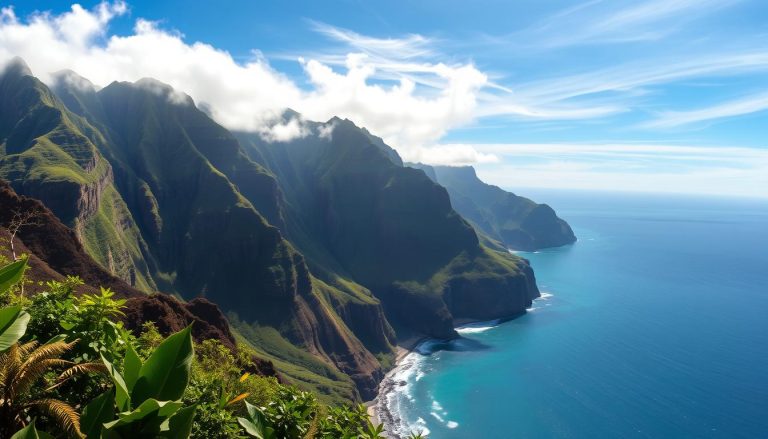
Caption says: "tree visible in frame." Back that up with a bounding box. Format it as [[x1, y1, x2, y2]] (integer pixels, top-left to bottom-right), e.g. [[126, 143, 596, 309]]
[[5, 208, 42, 262]]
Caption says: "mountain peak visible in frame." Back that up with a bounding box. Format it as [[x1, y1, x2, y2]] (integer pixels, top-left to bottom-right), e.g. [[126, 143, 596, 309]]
[[1, 56, 32, 78], [52, 69, 97, 94]]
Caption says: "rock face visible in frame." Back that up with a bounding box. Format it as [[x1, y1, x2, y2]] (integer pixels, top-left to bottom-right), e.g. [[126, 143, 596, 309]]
[[0, 180, 282, 380], [0, 58, 157, 291], [237, 118, 540, 340], [2, 60, 543, 403], [410, 164, 576, 251], [122, 294, 237, 350], [0, 179, 142, 297], [53, 75, 388, 402]]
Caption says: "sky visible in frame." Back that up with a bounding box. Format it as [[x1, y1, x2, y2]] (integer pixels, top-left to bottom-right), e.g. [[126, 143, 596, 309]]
[[1, 1, 767, 198]]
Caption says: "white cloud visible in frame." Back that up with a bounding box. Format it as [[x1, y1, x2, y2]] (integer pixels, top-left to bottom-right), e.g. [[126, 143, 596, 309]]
[[0, 3, 505, 159], [645, 92, 768, 127], [258, 117, 311, 143], [404, 144, 499, 166], [317, 122, 336, 140]]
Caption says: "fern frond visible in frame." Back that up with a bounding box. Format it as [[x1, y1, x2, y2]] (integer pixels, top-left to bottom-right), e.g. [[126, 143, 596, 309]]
[[2, 343, 23, 401], [47, 362, 107, 391], [16, 359, 73, 396], [23, 340, 76, 365], [28, 398, 83, 438]]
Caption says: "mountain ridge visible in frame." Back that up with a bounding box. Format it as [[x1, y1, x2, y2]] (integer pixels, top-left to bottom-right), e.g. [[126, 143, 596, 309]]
[[1, 59, 570, 403], [409, 163, 576, 251]]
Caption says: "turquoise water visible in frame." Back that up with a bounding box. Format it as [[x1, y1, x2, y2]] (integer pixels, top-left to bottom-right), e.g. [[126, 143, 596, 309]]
[[387, 191, 768, 438]]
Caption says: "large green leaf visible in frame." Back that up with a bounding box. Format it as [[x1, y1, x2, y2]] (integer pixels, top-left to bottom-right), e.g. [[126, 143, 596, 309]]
[[0, 306, 30, 352], [0, 257, 27, 294], [101, 354, 131, 412], [102, 398, 182, 436], [238, 402, 276, 439], [164, 404, 197, 438], [131, 326, 193, 404], [122, 343, 141, 392], [81, 388, 116, 439], [10, 420, 54, 439]]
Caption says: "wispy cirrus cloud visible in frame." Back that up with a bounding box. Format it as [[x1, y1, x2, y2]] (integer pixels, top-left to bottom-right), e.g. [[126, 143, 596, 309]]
[[504, 0, 742, 49], [513, 51, 768, 105], [0, 0, 766, 199], [645, 92, 768, 127]]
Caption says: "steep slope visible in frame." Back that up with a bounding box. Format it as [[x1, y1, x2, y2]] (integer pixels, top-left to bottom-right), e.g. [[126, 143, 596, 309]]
[[0, 58, 156, 291], [410, 164, 576, 251], [0, 178, 142, 297], [54, 75, 390, 401], [0, 179, 282, 381], [9, 62, 543, 402], [237, 117, 541, 340]]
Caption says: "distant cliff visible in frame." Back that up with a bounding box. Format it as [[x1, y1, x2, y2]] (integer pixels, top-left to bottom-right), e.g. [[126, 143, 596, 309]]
[[410, 164, 576, 251]]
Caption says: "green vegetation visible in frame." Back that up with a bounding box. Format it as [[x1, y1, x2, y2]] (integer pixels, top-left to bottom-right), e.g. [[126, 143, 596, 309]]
[[0, 59, 156, 290], [4, 61, 542, 404], [409, 164, 576, 251], [0, 257, 400, 438]]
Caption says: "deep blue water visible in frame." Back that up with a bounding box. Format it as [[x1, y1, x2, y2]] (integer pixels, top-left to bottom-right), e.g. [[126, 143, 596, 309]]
[[386, 191, 768, 438]]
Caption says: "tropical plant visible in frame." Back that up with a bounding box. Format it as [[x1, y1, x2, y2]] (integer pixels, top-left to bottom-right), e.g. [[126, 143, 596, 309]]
[[238, 386, 317, 439], [237, 401, 276, 439], [0, 256, 28, 306], [0, 338, 104, 438], [10, 419, 51, 439], [317, 403, 384, 438], [81, 326, 197, 438], [27, 280, 130, 364]]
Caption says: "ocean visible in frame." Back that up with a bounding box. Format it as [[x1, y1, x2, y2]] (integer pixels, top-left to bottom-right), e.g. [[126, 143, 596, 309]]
[[383, 190, 768, 438]]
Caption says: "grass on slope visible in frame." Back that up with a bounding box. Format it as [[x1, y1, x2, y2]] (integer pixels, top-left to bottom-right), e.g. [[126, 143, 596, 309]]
[[230, 319, 359, 405]]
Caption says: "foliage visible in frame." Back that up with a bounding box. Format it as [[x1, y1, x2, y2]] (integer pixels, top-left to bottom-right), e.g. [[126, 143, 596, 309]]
[[0, 259, 396, 439], [182, 338, 282, 438], [239, 386, 318, 439], [10, 419, 53, 439], [0, 256, 28, 296], [0, 304, 30, 352], [0, 337, 102, 438], [90, 326, 197, 438], [27, 280, 130, 364], [318, 404, 385, 439], [135, 321, 163, 358]]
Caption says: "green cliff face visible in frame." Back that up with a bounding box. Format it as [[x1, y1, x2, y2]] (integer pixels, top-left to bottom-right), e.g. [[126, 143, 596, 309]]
[[2, 60, 543, 403], [410, 163, 576, 251], [52, 75, 389, 402], [237, 117, 540, 339], [0, 58, 156, 291]]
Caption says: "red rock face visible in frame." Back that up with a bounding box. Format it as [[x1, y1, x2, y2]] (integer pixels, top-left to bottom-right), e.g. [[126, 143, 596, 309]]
[[122, 294, 236, 351], [0, 179, 142, 297], [0, 179, 283, 380]]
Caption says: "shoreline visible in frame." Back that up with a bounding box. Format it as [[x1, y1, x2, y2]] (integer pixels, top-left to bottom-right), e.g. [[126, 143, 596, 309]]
[[366, 334, 428, 437], [366, 318, 505, 438]]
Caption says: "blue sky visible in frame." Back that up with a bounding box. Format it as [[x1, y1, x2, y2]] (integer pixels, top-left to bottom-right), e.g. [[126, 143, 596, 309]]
[[2, 1, 767, 197]]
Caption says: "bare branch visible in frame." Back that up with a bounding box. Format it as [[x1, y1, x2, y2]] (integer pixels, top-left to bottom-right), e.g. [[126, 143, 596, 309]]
[[7, 207, 43, 261]]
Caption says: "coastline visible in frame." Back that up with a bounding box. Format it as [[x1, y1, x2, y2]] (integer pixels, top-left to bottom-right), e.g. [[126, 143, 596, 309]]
[[367, 334, 427, 437], [367, 318, 505, 438]]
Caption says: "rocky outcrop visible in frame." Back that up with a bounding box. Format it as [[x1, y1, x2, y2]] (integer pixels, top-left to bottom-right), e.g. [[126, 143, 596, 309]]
[[0, 179, 142, 297], [122, 294, 237, 351], [0, 179, 284, 382], [0, 59, 156, 290]]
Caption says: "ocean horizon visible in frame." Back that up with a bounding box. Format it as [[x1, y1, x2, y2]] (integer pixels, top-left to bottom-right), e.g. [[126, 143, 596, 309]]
[[382, 190, 768, 438]]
